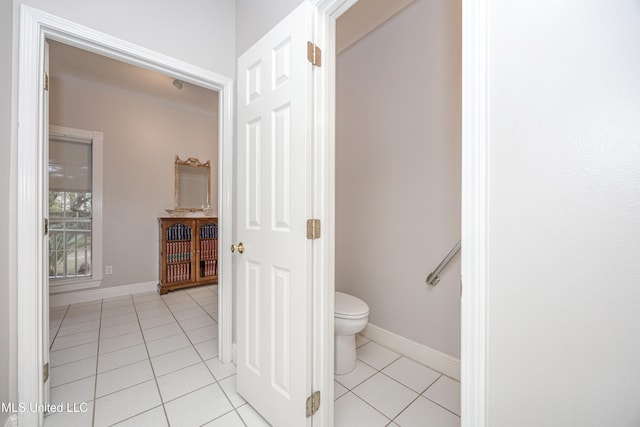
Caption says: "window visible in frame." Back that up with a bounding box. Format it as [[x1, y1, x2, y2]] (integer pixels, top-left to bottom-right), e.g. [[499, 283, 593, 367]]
[[48, 125, 103, 292]]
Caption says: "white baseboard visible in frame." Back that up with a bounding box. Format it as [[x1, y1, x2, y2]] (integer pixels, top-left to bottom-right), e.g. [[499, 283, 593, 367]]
[[49, 281, 157, 307], [361, 323, 461, 381], [3, 414, 17, 427]]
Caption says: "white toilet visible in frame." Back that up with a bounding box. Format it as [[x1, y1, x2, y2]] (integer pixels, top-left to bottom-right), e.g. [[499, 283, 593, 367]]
[[334, 291, 369, 375]]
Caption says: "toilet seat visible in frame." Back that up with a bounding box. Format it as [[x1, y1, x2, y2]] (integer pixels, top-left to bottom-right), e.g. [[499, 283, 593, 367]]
[[335, 291, 369, 319]]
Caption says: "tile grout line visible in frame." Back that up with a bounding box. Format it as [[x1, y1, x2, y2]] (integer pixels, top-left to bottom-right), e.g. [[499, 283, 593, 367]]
[[91, 299, 104, 427], [161, 287, 249, 426], [187, 287, 249, 427], [337, 343, 461, 423], [131, 294, 172, 427], [49, 304, 70, 351]]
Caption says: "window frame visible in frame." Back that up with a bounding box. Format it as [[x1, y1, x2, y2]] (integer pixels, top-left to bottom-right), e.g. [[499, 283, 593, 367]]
[[48, 125, 104, 293]]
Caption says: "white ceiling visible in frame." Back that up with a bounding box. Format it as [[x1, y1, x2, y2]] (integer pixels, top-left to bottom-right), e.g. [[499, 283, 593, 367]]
[[48, 1, 412, 107], [48, 40, 218, 115]]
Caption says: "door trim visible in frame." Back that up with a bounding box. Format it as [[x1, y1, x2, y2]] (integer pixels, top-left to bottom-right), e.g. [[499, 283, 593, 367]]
[[460, 0, 488, 425], [315, 0, 488, 425], [15, 6, 234, 426]]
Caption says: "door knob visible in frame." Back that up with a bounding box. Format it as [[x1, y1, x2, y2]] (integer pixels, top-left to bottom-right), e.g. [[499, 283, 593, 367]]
[[231, 242, 245, 254]]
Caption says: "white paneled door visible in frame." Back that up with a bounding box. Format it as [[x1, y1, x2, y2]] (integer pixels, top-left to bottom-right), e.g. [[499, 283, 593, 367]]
[[236, 2, 316, 426]]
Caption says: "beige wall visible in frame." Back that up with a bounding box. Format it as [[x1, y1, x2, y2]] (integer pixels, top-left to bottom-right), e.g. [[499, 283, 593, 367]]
[[49, 75, 218, 289], [336, 0, 462, 358], [486, 0, 640, 424]]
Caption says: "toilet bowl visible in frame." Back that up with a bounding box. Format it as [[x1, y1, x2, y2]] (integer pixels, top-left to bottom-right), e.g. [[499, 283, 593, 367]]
[[334, 291, 369, 375]]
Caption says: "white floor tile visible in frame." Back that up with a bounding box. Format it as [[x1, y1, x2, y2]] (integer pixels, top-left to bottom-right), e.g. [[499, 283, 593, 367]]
[[142, 322, 183, 342], [218, 375, 246, 408], [352, 373, 418, 419], [102, 295, 133, 306], [134, 300, 168, 312], [43, 401, 93, 427], [50, 357, 97, 387], [146, 333, 191, 358], [194, 295, 217, 305], [62, 312, 100, 324], [94, 380, 161, 427], [355, 334, 371, 348], [335, 360, 377, 389], [50, 342, 98, 367], [100, 320, 140, 340], [133, 292, 162, 303], [195, 338, 219, 360], [334, 392, 390, 427], [203, 410, 245, 427], [100, 312, 138, 328], [49, 376, 95, 406], [164, 384, 234, 427], [165, 300, 199, 312], [151, 346, 201, 377], [356, 342, 401, 370], [101, 306, 136, 319], [423, 376, 461, 416], [382, 357, 441, 393], [67, 303, 101, 316], [99, 330, 144, 354], [237, 403, 271, 427], [138, 313, 177, 330], [137, 306, 172, 320], [185, 324, 218, 344], [335, 380, 348, 400], [205, 357, 237, 380], [98, 343, 148, 373], [201, 303, 218, 316], [156, 362, 215, 402], [56, 320, 100, 337], [394, 395, 460, 427], [173, 306, 207, 321], [112, 406, 168, 427], [96, 359, 154, 398], [50, 306, 68, 319], [178, 314, 216, 331], [51, 330, 99, 351]]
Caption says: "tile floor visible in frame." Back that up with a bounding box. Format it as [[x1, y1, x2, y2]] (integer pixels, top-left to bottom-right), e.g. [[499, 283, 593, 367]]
[[46, 286, 460, 426], [334, 336, 460, 426], [45, 285, 267, 427]]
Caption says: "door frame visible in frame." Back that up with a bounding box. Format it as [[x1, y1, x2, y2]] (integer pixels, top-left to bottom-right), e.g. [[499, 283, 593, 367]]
[[314, 0, 488, 425], [15, 6, 234, 426]]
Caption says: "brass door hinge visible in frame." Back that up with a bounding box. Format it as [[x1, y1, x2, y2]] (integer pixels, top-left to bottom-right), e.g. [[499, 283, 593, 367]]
[[306, 219, 321, 240], [44, 218, 49, 236], [43, 363, 49, 383], [306, 390, 320, 417], [44, 72, 49, 91], [307, 42, 322, 67]]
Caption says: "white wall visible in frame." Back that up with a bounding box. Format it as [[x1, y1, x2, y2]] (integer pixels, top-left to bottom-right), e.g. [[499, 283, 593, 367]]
[[336, 0, 461, 358], [0, 0, 13, 423], [4, 1, 234, 415], [49, 74, 217, 289], [235, 0, 304, 55], [14, 0, 236, 79], [486, 0, 640, 425]]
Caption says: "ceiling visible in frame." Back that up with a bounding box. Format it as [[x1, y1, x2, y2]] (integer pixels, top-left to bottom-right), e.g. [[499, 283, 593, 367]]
[[48, 40, 218, 115], [48, 0, 413, 106]]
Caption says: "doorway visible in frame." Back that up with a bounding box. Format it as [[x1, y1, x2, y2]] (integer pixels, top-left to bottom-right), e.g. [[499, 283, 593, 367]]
[[16, 7, 233, 426], [332, 0, 462, 424]]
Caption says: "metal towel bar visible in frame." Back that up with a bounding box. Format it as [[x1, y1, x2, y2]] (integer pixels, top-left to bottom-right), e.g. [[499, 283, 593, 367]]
[[426, 240, 461, 286]]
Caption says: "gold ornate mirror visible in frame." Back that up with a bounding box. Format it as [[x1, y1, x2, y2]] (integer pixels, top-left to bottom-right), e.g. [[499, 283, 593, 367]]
[[174, 156, 211, 212]]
